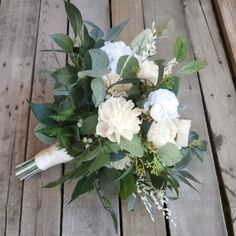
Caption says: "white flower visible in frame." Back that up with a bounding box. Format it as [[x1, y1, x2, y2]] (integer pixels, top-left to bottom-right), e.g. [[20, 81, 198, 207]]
[[147, 120, 178, 148], [111, 155, 131, 170], [144, 89, 179, 122], [96, 97, 141, 143], [102, 73, 132, 97], [176, 119, 191, 147], [137, 61, 159, 86], [101, 41, 132, 73]]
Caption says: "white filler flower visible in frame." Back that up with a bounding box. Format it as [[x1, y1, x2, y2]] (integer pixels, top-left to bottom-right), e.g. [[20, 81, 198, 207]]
[[101, 41, 132, 73], [96, 97, 141, 143], [102, 73, 132, 97], [137, 61, 159, 86], [144, 89, 179, 122], [147, 120, 178, 148]]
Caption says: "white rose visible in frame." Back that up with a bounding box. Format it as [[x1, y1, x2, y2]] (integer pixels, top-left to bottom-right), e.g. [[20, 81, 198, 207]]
[[147, 120, 178, 148], [101, 41, 132, 73], [137, 61, 159, 86], [102, 73, 132, 97], [111, 155, 131, 170], [176, 119, 191, 147], [144, 89, 179, 122], [96, 97, 141, 143]]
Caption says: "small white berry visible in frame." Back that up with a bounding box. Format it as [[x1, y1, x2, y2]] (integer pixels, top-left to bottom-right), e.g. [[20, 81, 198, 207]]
[[85, 144, 90, 149], [87, 138, 93, 143], [83, 137, 88, 143]]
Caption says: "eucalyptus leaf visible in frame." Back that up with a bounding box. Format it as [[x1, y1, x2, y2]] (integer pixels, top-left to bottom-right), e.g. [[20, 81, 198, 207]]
[[85, 20, 104, 40], [179, 60, 208, 74], [128, 193, 137, 212], [158, 143, 182, 166], [89, 48, 109, 70], [78, 68, 110, 78], [174, 36, 188, 62], [120, 135, 144, 157], [34, 123, 56, 144], [91, 78, 105, 107], [106, 19, 129, 41], [51, 33, 74, 53], [131, 29, 152, 54]]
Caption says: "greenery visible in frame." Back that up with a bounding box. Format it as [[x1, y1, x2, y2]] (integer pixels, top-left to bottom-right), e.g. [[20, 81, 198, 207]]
[[23, 2, 208, 232]]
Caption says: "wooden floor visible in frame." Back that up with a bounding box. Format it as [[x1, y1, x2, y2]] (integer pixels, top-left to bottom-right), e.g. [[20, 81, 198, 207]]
[[0, 0, 236, 235]]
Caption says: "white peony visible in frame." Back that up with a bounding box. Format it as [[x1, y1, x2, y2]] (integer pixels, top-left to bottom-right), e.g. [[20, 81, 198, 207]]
[[137, 61, 159, 86], [110, 155, 131, 170], [101, 41, 132, 73], [176, 119, 191, 147], [102, 73, 132, 97], [147, 120, 178, 148], [144, 89, 179, 122], [96, 97, 141, 143]]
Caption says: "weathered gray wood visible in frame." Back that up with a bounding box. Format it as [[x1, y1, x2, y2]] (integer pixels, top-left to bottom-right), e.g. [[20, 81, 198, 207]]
[[214, 0, 236, 77], [143, 0, 228, 235], [61, 1, 120, 236], [183, 0, 236, 232], [20, 1, 67, 235], [111, 1, 167, 235], [0, 0, 41, 235]]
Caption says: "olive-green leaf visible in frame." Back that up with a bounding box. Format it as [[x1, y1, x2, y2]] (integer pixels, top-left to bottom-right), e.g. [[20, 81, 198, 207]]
[[51, 66, 78, 85], [174, 36, 188, 62], [89, 152, 110, 173], [179, 60, 208, 74], [51, 33, 74, 53], [119, 174, 135, 200], [106, 19, 129, 41]]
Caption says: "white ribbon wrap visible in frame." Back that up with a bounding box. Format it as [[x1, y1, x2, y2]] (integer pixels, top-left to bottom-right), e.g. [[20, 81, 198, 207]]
[[34, 144, 73, 171], [176, 119, 191, 147]]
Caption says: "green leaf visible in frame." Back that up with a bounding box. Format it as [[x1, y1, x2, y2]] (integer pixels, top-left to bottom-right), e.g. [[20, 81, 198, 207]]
[[116, 55, 139, 79], [158, 143, 182, 166], [51, 66, 78, 85], [197, 140, 207, 151], [131, 29, 152, 54], [119, 174, 135, 200], [106, 19, 129, 41], [78, 68, 110, 78], [178, 170, 201, 184], [81, 114, 98, 135], [99, 168, 120, 196], [51, 33, 74, 53], [65, 2, 83, 37], [91, 78, 105, 107], [128, 193, 136, 211], [103, 141, 121, 153], [174, 36, 188, 62], [85, 20, 104, 41], [34, 123, 56, 144], [89, 151, 110, 173], [113, 165, 133, 183], [71, 172, 97, 202], [192, 148, 204, 161], [120, 135, 144, 157], [89, 48, 109, 70], [29, 102, 55, 124], [179, 60, 208, 74]]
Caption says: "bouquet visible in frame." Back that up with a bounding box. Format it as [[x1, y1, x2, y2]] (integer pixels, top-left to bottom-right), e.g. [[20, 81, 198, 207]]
[[16, 2, 208, 231]]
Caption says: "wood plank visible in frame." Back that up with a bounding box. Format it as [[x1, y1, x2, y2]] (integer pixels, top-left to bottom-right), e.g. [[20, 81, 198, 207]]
[[183, 0, 236, 233], [111, 1, 167, 235], [214, 0, 236, 78], [61, 1, 120, 235], [0, 0, 41, 235], [20, 1, 67, 235], [142, 0, 228, 235]]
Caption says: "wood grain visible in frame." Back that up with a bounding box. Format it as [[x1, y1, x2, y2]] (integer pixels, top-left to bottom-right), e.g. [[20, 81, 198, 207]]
[[20, 1, 67, 235], [142, 0, 227, 235], [214, 0, 236, 77], [183, 0, 236, 233], [61, 1, 120, 236], [111, 1, 167, 235], [0, 0, 41, 235]]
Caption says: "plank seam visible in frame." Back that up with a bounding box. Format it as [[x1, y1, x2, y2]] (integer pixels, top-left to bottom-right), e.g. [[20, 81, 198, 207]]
[[18, 0, 42, 235], [181, 0, 234, 234]]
